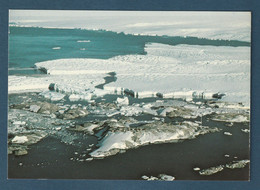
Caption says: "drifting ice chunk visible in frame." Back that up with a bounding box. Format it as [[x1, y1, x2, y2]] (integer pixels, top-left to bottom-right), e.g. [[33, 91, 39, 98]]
[[52, 47, 61, 50], [241, 129, 250, 133], [193, 167, 201, 171], [29, 105, 41, 113], [158, 174, 175, 181], [12, 136, 28, 144], [224, 132, 232, 136], [116, 97, 129, 106]]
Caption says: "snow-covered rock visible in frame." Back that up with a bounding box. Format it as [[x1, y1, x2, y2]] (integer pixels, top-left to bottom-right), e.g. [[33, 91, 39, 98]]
[[90, 121, 220, 159]]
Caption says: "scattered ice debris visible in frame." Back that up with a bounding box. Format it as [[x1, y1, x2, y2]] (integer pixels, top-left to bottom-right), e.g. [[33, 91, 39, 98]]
[[120, 106, 143, 117], [193, 167, 200, 171], [19, 162, 23, 166], [241, 129, 250, 133], [226, 160, 250, 169], [224, 132, 232, 136], [8, 108, 68, 156], [74, 152, 78, 155], [199, 165, 225, 176], [211, 113, 249, 123], [197, 159, 250, 176], [116, 97, 129, 106], [12, 136, 28, 144], [142, 174, 175, 181], [224, 154, 230, 158]]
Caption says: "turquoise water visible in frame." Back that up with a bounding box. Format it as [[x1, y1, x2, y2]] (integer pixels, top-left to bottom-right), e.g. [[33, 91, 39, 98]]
[[9, 26, 250, 75]]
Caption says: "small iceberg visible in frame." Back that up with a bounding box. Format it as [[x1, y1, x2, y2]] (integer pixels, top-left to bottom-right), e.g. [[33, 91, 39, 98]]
[[52, 47, 61, 50]]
